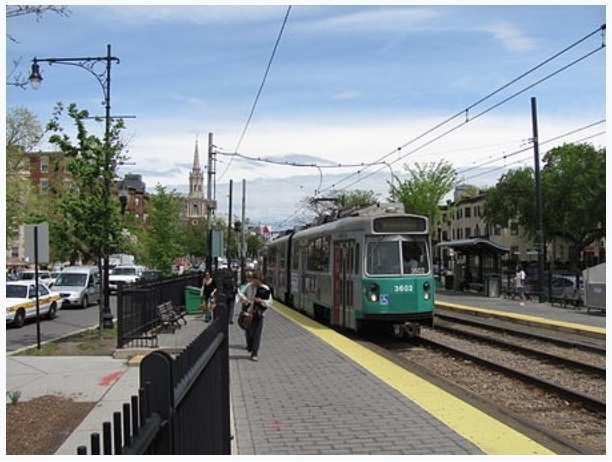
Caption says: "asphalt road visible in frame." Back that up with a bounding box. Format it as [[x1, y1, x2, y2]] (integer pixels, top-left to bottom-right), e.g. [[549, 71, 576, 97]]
[[5, 296, 118, 353]]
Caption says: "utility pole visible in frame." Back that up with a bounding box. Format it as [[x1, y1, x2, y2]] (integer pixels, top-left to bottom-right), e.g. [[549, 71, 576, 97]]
[[241, 179, 246, 283], [531, 97, 546, 303], [227, 179, 233, 262], [206, 132, 214, 272]]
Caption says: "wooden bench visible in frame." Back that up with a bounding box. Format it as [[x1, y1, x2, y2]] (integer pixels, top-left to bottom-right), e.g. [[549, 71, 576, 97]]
[[156, 301, 187, 331], [550, 293, 582, 309], [466, 282, 484, 293]]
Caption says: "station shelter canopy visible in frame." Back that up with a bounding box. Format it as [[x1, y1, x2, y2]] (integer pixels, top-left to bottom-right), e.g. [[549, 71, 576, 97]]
[[436, 237, 510, 256]]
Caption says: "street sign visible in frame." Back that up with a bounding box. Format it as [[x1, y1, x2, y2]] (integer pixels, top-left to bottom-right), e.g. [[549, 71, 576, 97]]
[[25, 223, 50, 263]]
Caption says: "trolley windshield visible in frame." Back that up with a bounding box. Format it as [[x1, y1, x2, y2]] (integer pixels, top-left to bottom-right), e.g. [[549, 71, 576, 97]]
[[366, 237, 429, 276]]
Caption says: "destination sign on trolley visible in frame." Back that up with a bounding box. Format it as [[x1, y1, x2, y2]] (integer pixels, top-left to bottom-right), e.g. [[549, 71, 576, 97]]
[[373, 216, 427, 233]]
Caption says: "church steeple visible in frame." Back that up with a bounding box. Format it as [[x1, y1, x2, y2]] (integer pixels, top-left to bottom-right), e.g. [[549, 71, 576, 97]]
[[193, 137, 201, 171], [189, 136, 204, 199]]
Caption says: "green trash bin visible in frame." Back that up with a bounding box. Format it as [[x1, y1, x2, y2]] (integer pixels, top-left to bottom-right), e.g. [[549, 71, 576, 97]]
[[185, 286, 203, 314]]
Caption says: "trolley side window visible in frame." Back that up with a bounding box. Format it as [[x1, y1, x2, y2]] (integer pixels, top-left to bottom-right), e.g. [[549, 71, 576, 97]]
[[264, 246, 277, 271], [306, 236, 331, 273]]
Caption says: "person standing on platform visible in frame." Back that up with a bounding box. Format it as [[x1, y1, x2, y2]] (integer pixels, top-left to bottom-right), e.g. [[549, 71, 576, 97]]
[[238, 272, 272, 362], [515, 265, 527, 306], [200, 271, 217, 322]]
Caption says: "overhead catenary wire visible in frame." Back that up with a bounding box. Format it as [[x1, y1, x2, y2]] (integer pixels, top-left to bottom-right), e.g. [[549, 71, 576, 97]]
[[218, 5, 292, 181], [218, 22, 604, 229], [271, 25, 606, 226], [320, 36, 606, 195], [228, 23, 605, 208], [270, 118, 606, 231], [460, 129, 606, 183]]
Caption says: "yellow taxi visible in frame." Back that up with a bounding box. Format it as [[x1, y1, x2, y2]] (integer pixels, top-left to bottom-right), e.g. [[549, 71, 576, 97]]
[[6, 280, 62, 328]]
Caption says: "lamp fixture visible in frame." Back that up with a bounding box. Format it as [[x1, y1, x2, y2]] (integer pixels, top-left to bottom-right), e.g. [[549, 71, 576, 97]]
[[28, 61, 43, 89]]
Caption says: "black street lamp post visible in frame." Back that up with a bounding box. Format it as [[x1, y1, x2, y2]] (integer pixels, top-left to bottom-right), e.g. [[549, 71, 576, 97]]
[[29, 44, 119, 328]]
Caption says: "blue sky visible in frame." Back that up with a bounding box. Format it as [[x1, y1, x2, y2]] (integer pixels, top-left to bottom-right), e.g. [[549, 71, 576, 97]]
[[5, 3, 607, 228]]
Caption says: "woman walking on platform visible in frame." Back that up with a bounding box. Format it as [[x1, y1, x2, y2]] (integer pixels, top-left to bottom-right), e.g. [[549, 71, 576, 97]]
[[200, 271, 217, 322], [238, 272, 272, 361]]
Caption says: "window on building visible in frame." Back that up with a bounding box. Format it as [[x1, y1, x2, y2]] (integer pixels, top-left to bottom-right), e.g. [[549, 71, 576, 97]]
[[465, 207, 471, 218], [11, 246, 19, 258], [510, 222, 519, 235], [39, 179, 49, 191], [40, 157, 49, 173], [494, 225, 502, 236], [135, 197, 140, 206], [465, 227, 471, 238]]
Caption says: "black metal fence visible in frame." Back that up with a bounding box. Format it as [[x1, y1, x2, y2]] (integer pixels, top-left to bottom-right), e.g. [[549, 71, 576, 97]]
[[116, 273, 202, 348], [77, 290, 231, 455]]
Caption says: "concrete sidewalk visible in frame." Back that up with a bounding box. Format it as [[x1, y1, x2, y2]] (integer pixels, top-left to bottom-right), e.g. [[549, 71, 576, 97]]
[[5, 314, 216, 455]]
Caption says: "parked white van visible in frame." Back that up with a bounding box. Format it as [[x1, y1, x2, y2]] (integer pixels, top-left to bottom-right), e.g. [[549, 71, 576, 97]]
[[52, 265, 101, 309]]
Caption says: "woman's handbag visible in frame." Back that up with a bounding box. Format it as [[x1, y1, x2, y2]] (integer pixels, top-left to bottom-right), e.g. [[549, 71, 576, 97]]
[[238, 310, 253, 330]]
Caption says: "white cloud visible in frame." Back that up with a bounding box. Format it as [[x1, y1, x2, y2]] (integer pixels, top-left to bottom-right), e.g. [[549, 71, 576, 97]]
[[482, 22, 536, 52], [333, 90, 361, 100], [99, 5, 286, 26], [296, 7, 444, 34]]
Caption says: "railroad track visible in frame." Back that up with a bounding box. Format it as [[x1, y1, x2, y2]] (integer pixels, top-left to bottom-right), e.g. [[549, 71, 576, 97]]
[[363, 315, 606, 454], [434, 307, 606, 354], [417, 333, 605, 413]]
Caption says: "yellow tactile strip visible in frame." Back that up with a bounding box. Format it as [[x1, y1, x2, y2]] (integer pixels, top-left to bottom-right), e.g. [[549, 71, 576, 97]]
[[273, 302, 555, 455], [437, 300, 606, 336]]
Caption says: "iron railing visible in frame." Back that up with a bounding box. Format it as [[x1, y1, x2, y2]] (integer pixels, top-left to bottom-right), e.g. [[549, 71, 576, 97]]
[[77, 291, 231, 455], [117, 273, 201, 348]]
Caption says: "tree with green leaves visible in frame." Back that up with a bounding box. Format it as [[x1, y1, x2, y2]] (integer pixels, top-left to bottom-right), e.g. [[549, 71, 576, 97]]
[[182, 218, 208, 259], [483, 142, 605, 269], [542, 143, 606, 262], [46, 103, 127, 265], [140, 185, 185, 276], [246, 233, 264, 260], [482, 167, 535, 236], [388, 160, 458, 232], [6, 107, 44, 239]]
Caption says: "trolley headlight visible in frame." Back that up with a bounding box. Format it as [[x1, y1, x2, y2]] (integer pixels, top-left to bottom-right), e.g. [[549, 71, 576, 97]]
[[423, 281, 431, 300], [366, 283, 379, 302]]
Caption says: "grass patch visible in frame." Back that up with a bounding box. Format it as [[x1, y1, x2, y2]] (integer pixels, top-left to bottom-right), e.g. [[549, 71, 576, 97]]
[[18, 326, 117, 356], [20, 342, 60, 356], [61, 326, 117, 341]]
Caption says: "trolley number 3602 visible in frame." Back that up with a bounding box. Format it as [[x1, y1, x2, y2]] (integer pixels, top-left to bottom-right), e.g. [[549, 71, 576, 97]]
[[394, 284, 414, 292]]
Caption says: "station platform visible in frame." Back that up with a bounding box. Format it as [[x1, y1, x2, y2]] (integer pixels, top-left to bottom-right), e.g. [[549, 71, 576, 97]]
[[11, 289, 604, 455], [435, 289, 606, 333], [227, 299, 569, 455]]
